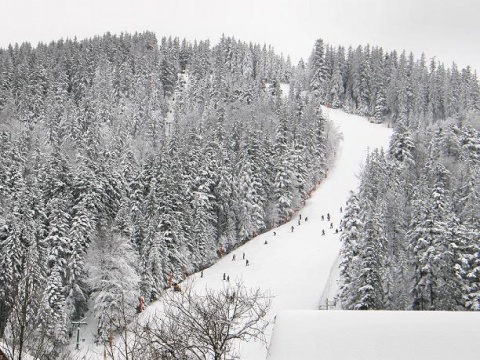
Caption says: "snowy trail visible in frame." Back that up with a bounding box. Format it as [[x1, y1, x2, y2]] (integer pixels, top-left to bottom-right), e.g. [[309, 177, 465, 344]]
[[158, 108, 391, 359], [78, 108, 392, 359]]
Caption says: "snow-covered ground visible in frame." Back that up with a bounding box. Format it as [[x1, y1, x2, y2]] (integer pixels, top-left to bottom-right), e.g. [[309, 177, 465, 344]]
[[74, 107, 392, 359], [267, 310, 480, 360]]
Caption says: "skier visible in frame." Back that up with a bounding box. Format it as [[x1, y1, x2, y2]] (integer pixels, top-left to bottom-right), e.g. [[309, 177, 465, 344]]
[[340, 206, 343, 213], [298, 219, 301, 226], [227, 275, 230, 282], [273, 231, 276, 236], [299, 214, 302, 220], [223, 273, 226, 281], [330, 222, 333, 229], [243, 252, 245, 260], [321, 215, 324, 221], [264, 240, 268, 245], [327, 213, 330, 221], [291, 226, 294, 232], [232, 254, 236, 261], [305, 217, 308, 222], [335, 228, 339, 234], [201, 270, 204, 278], [322, 229, 325, 236], [246, 259, 250, 266]]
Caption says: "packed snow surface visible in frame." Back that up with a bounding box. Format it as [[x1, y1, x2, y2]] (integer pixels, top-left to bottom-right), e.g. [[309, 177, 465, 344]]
[[267, 310, 480, 360], [147, 107, 392, 359], [76, 107, 392, 359]]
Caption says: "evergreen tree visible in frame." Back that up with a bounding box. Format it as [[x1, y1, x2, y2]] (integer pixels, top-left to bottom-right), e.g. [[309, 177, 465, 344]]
[[86, 232, 140, 342], [309, 39, 327, 101], [339, 192, 363, 309]]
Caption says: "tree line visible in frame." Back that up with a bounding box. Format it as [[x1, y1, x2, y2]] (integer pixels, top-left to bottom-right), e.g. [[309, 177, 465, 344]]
[[306, 39, 480, 124], [1, 31, 478, 357], [339, 118, 479, 311], [0, 32, 335, 357]]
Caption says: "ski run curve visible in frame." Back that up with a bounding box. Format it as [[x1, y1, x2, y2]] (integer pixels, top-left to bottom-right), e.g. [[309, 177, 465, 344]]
[[79, 107, 392, 359]]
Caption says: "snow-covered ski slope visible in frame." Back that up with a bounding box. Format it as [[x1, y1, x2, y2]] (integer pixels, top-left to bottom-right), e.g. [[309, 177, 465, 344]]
[[78, 108, 392, 359], [150, 107, 392, 359]]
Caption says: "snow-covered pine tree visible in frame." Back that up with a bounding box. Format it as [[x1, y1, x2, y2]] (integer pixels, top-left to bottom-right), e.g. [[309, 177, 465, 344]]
[[86, 232, 140, 342], [339, 191, 363, 309], [273, 104, 295, 224], [309, 39, 328, 101]]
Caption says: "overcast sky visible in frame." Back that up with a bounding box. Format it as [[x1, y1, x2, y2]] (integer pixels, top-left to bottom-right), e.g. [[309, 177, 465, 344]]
[[1, 0, 479, 72]]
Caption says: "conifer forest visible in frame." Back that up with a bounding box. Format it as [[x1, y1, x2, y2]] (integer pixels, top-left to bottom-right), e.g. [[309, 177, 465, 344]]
[[0, 32, 478, 357]]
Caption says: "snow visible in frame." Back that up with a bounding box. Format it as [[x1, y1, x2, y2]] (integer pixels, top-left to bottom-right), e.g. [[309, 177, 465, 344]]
[[279, 83, 290, 98], [267, 310, 480, 360], [74, 107, 392, 359]]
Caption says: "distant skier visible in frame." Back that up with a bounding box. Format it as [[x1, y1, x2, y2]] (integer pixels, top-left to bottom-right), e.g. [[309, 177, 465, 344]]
[[298, 219, 301, 226], [305, 217, 308, 222], [327, 213, 330, 221], [322, 229, 325, 236], [291, 226, 294, 232], [243, 252, 245, 260], [223, 273, 226, 281], [273, 231, 276, 236], [232, 254, 236, 261], [335, 229, 339, 234], [299, 214, 302, 220], [321, 215, 324, 221], [340, 206, 343, 213], [246, 259, 250, 266], [201, 270, 204, 278], [330, 222, 333, 229], [227, 275, 230, 282], [264, 240, 268, 245]]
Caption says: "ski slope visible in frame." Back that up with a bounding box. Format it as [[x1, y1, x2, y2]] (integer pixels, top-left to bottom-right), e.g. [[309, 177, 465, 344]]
[[149, 107, 392, 359], [76, 108, 392, 359]]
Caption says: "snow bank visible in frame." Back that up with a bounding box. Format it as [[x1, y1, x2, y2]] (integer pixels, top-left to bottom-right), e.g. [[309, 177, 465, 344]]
[[267, 310, 480, 360]]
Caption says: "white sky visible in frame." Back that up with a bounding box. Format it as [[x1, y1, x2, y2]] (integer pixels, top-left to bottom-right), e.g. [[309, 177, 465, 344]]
[[0, 0, 479, 72]]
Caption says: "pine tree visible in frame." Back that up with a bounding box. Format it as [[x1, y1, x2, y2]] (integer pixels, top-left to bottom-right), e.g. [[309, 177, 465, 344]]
[[309, 39, 327, 101], [339, 192, 363, 309], [86, 232, 140, 342], [388, 119, 415, 166], [354, 210, 386, 310], [409, 162, 462, 310]]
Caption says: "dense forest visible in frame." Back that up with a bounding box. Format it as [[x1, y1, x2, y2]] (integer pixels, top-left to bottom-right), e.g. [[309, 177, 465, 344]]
[[0, 31, 479, 358], [339, 114, 480, 311], [333, 38, 480, 311], [0, 32, 337, 358]]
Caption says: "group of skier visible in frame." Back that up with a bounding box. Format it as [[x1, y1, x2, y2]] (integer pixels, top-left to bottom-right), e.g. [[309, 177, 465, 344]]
[[168, 206, 344, 293], [222, 252, 250, 281], [321, 207, 343, 235]]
